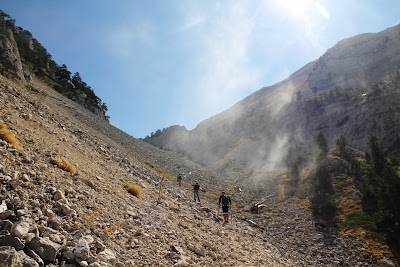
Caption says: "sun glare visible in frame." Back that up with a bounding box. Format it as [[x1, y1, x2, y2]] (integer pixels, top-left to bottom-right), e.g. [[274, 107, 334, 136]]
[[272, 0, 313, 19]]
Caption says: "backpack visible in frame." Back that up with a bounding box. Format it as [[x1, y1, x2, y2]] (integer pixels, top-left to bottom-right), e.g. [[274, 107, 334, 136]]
[[194, 183, 200, 191], [221, 194, 230, 206]]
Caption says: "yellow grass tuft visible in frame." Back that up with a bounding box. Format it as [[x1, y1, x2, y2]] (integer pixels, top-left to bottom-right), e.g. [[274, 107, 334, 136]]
[[104, 223, 121, 236], [51, 158, 77, 174], [0, 123, 23, 150], [123, 183, 142, 199]]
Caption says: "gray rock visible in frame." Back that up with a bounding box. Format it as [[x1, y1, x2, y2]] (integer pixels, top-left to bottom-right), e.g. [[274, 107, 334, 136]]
[[0, 27, 24, 80], [24, 248, 44, 267], [18, 250, 40, 267], [187, 242, 206, 256], [96, 249, 116, 265], [11, 220, 30, 238], [74, 238, 90, 260], [0, 246, 21, 267], [0, 219, 13, 232], [62, 247, 75, 261], [0, 235, 25, 250], [0, 210, 13, 220], [94, 239, 106, 252], [59, 203, 75, 216], [53, 190, 64, 201], [0, 200, 7, 213], [27, 237, 61, 262]]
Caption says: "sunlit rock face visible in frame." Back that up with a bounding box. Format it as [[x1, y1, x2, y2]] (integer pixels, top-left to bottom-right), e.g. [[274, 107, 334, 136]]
[[0, 27, 23, 80], [144, 24, 400, 179], [308, 25, 400, 92]]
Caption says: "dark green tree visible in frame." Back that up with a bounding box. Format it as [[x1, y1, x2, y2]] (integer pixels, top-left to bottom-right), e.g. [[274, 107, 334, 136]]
[[314, 131, 328, 155], [367, 133, 385, 174], [336, 135, 347, 157]]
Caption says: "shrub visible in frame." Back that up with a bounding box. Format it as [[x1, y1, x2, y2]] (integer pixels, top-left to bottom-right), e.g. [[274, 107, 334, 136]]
[[0, 122, 23, 150], [51, 158, 77, 174], [123, 183, 142, 199]]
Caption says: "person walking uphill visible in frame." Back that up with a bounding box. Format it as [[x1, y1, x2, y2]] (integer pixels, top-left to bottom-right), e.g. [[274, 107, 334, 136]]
[[193, 181, 200, 202], [177, 173, 183, 186], [219, 191, 232, 223]]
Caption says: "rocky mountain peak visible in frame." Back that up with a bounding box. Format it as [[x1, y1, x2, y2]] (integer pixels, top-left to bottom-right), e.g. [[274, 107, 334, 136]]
[[308, 24, 400, 93]]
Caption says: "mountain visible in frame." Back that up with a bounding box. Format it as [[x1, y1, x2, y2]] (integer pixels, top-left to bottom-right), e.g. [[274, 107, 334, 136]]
[[1, 11, 399, 265], [0, 10, 109, 122], [1, 59, 397, 267], [144, 24, 400, 181]]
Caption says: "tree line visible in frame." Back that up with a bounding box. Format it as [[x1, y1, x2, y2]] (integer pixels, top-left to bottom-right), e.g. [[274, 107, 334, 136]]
[[0, 10, 109, 121]]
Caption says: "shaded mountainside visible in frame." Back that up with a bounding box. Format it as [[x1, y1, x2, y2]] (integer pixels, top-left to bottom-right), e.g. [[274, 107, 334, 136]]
[[144, 24, 400, 179]]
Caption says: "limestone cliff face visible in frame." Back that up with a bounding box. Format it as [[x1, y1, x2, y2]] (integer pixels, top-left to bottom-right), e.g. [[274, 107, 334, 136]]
[[308, 25, 400, 93], [145, 24, 400, 179], [0, 27, 23, 79]]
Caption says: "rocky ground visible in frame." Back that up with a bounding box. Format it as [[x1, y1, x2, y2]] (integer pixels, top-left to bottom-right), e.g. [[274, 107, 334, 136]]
[[0, 75, 397, 266]]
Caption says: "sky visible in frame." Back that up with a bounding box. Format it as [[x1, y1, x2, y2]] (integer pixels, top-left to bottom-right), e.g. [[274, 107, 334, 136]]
[[2, 1, 399, 138]]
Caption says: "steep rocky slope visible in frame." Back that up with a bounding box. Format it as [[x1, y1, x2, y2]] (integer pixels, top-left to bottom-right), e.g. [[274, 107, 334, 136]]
[[1, 76, 396, 266], [0, 76, 294, 266]]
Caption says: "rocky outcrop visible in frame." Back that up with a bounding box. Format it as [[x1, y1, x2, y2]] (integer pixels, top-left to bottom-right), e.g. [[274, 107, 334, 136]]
[[0, 27, 23, 80], [308, 25, 400, 92]]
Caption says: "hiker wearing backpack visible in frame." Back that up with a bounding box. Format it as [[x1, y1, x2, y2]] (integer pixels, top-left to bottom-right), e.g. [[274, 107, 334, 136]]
[[193, 181, 200, 202], [177, 173, 183, 186], [219, 191, 232, 223]]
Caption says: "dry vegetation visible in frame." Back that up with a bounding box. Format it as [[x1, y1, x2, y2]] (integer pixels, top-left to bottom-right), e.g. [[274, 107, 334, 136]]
[[123, 182, 142, 199], [50, 157, 77, 174], [0, 122, 23, 150]]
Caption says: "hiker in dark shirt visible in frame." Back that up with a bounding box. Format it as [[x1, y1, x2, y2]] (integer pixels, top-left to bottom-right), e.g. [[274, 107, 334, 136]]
[[193, 181, 200, 202], [219, 191, 232, 223], [177, 173, 183, 186]]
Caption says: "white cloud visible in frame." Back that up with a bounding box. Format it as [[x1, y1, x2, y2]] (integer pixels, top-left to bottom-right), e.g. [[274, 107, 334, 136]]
[[189, 2, 264, 115], [314, 1, 330, 20]]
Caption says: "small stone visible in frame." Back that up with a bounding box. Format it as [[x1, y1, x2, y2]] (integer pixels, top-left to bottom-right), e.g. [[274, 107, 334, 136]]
[[25, 247, 45, 267], [0, 210, 13, 220], [11, 220, 30, 238], [0, 246, 21, 266], [53, 190, 64, 201], [0, 200, 8, 213], [74, 238, 90, 260], [94, 239, 106, 252], [16, 209, 28, 217], [187, 242, 206, 256], [59, 203, 75, 216], [96, 249, 116, 265]]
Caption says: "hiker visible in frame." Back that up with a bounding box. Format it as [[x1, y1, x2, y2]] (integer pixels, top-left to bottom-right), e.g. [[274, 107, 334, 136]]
[[193, 181, 200, 202], [219, 191, 232, 223], [177, 173, 183, 186]]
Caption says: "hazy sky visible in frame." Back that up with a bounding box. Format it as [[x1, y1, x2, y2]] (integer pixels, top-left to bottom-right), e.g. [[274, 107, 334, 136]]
[[2, 1, 399, 138]]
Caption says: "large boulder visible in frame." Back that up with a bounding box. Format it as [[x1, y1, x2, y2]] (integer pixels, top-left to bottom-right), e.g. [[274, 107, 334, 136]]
[[27, 237, 61, 262]]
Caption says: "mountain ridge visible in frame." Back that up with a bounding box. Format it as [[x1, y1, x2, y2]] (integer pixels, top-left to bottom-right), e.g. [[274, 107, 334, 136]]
[[144, 24, 400, 175]]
